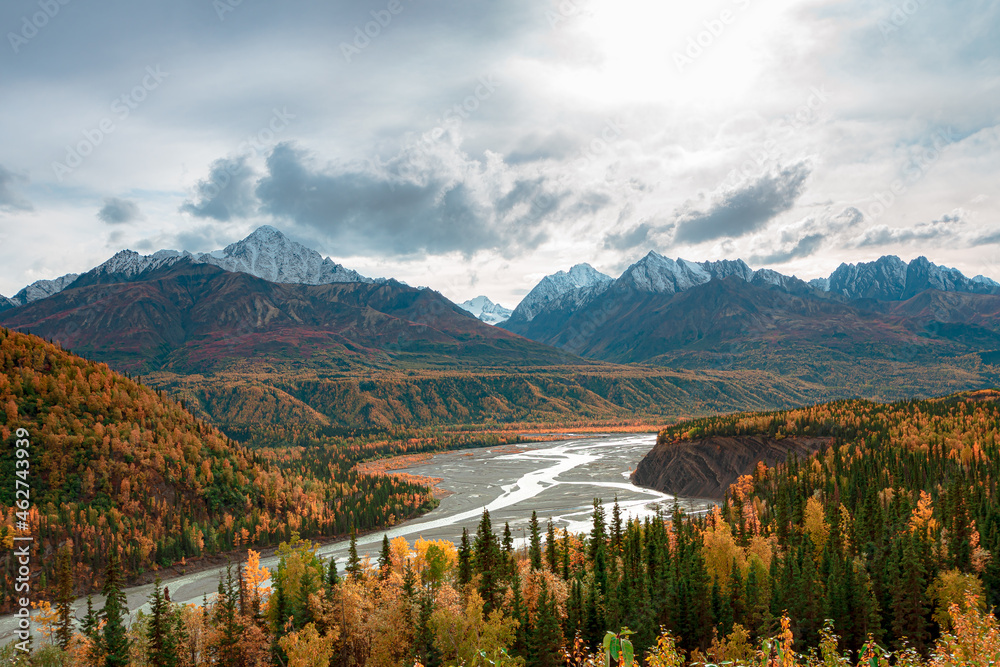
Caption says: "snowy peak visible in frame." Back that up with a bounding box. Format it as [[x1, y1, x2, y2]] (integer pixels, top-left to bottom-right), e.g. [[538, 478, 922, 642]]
[[5, 226, 372, 308], [508, 263, 613, 323], [458, 296, 513, 325], [826, 255, 908, 300], [10, 273, 81, 306], [197, 225, 369, 285], [822, 256, 1000, 300], [616, 252, 753, 295]]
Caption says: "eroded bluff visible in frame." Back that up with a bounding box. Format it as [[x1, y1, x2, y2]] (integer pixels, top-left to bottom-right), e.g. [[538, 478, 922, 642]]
[[631, 435, 832, 500]]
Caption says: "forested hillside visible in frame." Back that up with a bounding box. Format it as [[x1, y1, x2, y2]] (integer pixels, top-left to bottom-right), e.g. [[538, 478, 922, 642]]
[[0, 328, 478, 606]]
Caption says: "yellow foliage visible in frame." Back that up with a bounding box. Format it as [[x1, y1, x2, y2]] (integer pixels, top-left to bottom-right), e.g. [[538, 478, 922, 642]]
[[279, 623, 336, 667]]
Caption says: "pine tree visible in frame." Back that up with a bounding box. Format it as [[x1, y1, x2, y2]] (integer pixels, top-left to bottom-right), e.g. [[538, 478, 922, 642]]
[[529, 511, 543, 571], [545, 521, 558, 572], [346, 525, 362, 578], [147, 577, 179, 667], [378, 534, 392, 579], [503, 522, 515, 579], [611, 496, 623, 555], [211, 565, 243, 667], [55, 544, 74, 650], [101, 552, 131, 667], [327, 556, 340, 590], [529, 578, 564, 667], [82, 595, 103, 666], [458, 527, 473, 587], [474, 509, 502, 615]]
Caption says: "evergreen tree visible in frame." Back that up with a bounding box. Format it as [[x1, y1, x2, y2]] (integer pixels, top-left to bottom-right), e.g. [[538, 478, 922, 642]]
[[458, 527, 473, 587], [589, 499, 607, 565], [55, 544, 74, 650], [561, 529, 571, 580], [378, 534, 392, 579], [346, 525, 362, 578], [82, 595, 103, 667], [529, 511, 543, 571], [611, 496, 623, 555], [210, 565, 243, 667], [891, 534, 930, 653], [545, 521, 558, 572], [474, 509, 502, 615], [503, 522, 515, 579], [530, 578, 564, 667], [101, 552, 131, 667], [327, 556, 340, 590], [147, 577, 179, 667], [415, 591, 440, 667]]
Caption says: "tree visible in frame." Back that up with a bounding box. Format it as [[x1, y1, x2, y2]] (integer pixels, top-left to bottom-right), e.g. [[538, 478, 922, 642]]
[[378, 534, 392, 579], [458, 527, 473, 588], [529, 511, 543, 571], [545, 521, 558, 572], [346, 525, 362, 578], [101, 552, 131, 667], [528, 578, 563, 667], [55, 544, 74, 650], [210, 565, 243, 667], [475, 509, 502, 615], [147, 577, 180, 667]]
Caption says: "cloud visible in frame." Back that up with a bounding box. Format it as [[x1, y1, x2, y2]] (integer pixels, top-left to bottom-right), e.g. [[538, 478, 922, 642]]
[[180, 156, 258, 221], [0, 165, 33, 212], [672, 162, 811, 244], [97, 197, 143, 224], [750, 233, 826, 265], [255, 140, 604, 258], [856, 223, 956, 247]]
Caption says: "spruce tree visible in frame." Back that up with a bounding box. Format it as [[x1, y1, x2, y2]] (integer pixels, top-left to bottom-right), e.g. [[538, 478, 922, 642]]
[[82, 595, 103, 666], [101, 552, 131, 667], [474, 509, 501, 615], [211, 565, 243, 667], [458, 527, 473, 587], [346, 525, 362, 578], [611, 496, 623, 555], [327, 556, 340, 590], [378, 534, 392, 579], [545, 521, 558, 572], [55, 544, 74, 650], [147, 577, 179, 667], [529, 511, 543, 571], [530, 578, 564, 667]]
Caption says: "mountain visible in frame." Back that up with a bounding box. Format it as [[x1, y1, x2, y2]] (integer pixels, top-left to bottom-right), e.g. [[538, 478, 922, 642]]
[[505, 263, 613, 324], [0, 259, 572, 374], [458, 295, 513, 325], [2, 225, 370, 307], [501, 251, 1000, 401], [817, 255, 1000, 300]]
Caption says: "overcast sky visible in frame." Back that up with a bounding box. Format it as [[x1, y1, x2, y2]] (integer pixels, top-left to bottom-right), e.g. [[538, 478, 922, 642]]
[[1, 0, 998, 306]]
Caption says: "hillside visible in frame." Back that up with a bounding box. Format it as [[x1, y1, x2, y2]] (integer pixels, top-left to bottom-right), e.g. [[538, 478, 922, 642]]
[[0, 328, 439, 606], [504, 274, 1000, 401]]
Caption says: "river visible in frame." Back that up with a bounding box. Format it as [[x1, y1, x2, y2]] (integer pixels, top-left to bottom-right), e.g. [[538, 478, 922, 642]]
[[1, 433, 711, 643]]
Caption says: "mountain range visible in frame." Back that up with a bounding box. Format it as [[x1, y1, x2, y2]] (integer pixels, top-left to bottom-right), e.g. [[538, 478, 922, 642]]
[[2, 227, 998, 432]]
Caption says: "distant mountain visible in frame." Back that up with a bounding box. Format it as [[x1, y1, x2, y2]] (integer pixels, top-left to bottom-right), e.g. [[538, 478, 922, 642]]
[[458, 295, 513, 325], [501, 252, 1000, 400], [3, 225, 370, 306], [505, 263, 613, 325]]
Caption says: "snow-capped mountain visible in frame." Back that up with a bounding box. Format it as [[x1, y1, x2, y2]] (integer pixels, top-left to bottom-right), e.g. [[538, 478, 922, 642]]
[[615, 252, 754, 294], [4, 273, 81, 307], [815, 256, 1000, 300], [458, 296, 513, 325], [4, 226, 371, 307], [507, 264, 613, 323], [197, 225, 369, 285]]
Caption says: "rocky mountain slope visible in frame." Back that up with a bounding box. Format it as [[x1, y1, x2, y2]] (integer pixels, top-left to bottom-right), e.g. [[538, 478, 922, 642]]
[[631, 434, 831, 499], [458, 295, 513, 325]]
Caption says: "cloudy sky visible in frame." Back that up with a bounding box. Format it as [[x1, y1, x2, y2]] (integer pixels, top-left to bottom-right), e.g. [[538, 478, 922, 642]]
[[1, 0, 998, 306]]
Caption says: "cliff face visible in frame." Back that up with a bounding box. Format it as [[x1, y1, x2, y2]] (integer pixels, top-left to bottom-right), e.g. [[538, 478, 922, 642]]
[[631, 435, 832, 500]]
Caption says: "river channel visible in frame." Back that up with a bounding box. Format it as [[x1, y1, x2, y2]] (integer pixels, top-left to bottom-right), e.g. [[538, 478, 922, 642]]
[[1, 433, 711, 643]]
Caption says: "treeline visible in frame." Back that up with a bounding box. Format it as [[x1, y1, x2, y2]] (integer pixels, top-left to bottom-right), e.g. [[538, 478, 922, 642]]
[[9, 504, 999, 666]]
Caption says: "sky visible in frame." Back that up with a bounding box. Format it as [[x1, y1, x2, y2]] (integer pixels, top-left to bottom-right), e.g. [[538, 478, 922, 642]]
[[1, 0, 998, 307]]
